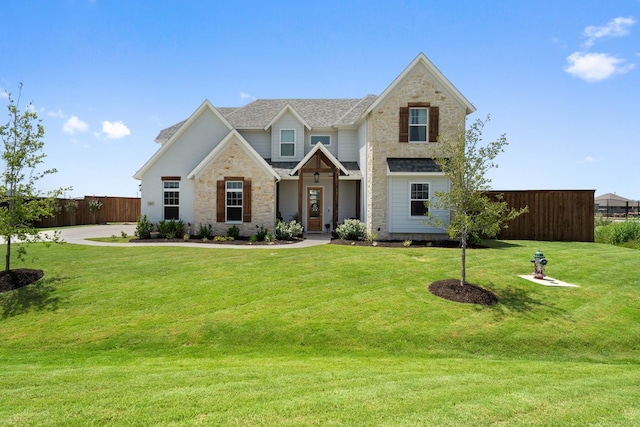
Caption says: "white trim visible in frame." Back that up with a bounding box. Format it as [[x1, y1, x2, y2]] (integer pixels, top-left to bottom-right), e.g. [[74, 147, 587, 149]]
[[162, 180, 180, 220], [363, 53, 476, 118], [187, 130, 280, 181], [264, 104, 311, 131], [225, 180, 243, 224], [279, 128, 296, 158], [409, 181, 430, 218], [134, 100, 233, 180], [290, 142, 350, 176], [310, 135, 331, 146]]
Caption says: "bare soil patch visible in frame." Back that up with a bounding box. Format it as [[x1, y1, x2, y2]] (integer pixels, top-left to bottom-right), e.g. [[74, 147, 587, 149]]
[[0, 269, 44, 293]]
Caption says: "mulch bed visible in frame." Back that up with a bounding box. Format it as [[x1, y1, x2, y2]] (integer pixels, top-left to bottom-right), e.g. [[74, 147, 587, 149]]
[[428, 279, 498, 305], [329, 239, 464, 248], [0, 269, 44, 293]]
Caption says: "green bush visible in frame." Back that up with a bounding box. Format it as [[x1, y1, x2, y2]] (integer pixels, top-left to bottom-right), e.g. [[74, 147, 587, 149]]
[[198, 223, 211, 239], [227, 225, 240, 239], [156, 219, 185, 239], [595, 219, 640, 247], [275, 220, 303, 241], [135, 214, 153, 239], [255, 225, 268, 242], [335, 219, 368, 240]]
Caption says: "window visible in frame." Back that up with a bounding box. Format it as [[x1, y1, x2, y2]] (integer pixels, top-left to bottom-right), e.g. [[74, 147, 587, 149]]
[[410, 182, 429, 217], [226, 181, 243, 223], [399, 105, 439, 143], [310, 135, 331, 146], [409, 108, 428, 142], [163, 180, 180, 220], [280, 129, 295, 157]]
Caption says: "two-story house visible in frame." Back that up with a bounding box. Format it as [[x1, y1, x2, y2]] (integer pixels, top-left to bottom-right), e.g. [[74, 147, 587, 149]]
[[134, 53, 475, 240]]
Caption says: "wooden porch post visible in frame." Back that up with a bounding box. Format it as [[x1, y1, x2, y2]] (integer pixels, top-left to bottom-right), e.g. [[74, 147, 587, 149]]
[[298, 170, 303, 225], [333, 167, 339, 229]]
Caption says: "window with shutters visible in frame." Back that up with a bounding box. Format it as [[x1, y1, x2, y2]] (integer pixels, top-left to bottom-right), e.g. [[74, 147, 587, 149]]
[[410, 182, 429, 217], [163, 180, 180, 220], [226, 181, 243, 223], [399, 104, 439, 143]]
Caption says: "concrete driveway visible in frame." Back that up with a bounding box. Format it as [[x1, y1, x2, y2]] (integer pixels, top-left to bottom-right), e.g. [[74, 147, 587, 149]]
[[40, 224, 330, 249]]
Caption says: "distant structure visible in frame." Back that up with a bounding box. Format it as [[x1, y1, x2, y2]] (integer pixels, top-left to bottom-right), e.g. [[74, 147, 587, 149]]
[[595, 193, 640, 217]]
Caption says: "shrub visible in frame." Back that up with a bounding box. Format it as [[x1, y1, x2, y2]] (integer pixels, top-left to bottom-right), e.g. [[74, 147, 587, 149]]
[[265, 232, 275, 243], [335, 219, 368, 240], [227, 225, 240, 239], [275, 220, 303, 241], [135, 214, 153, 239], [595, 219, 640, 247], [255, 225, 268, 241], [156, 219, 185, 239], [198, 223, 212, 239]]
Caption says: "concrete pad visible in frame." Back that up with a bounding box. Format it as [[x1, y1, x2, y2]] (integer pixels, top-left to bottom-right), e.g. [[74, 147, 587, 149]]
[[518, 274, 579, 288]]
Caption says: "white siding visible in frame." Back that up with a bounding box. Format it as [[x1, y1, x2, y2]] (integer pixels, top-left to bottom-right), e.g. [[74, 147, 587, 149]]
[[304, 130, 338, 158], [140, 108, 231, 224], [387, 175, 449, 233], [239, 130, 271, 158], [337, 129, 358, 162], [271, 112, 304, 162]]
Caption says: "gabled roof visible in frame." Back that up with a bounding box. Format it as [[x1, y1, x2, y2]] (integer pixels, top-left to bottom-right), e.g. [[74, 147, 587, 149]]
[[263, 103, 311, 131], [365, 52, 475, 117], [135, 100, 233, 179], [187, 130, 280, 181], [290, 142, 351, 176]]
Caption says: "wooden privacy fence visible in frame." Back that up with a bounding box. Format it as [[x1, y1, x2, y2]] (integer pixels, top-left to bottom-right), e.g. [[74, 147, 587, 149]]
[[486, 190, 595, 242], [35, 196, 141, 228]]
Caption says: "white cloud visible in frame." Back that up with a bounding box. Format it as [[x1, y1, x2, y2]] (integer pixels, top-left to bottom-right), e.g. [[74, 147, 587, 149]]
[[0, 90, 7, 99], [63, 116, 89, 134], [240, 92, 256, 102], [583, 17, 636, 48], [582, 156, 598, 163], [101, 120, 130, 139], [48, 108, 67, 118], [564, 52, 635, 82]]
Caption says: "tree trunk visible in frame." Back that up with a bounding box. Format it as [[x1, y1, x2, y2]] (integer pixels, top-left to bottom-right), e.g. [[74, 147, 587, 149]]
[[460, 235, 467, 286], [5, 236, 11, 272]]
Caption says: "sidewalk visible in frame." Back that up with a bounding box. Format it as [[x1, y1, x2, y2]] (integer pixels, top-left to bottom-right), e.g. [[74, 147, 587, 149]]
[[40, 224, 331, 249]]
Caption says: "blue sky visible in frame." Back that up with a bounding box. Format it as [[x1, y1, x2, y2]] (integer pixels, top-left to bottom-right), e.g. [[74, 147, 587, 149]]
[[2, 0, 639, 200]]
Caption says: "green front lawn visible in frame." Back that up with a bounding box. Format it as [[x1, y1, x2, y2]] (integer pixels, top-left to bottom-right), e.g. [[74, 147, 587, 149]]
[[1, 241, 639, 425]]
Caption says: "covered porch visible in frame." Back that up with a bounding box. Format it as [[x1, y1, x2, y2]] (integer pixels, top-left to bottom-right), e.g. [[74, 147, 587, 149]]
[[272, 143, 361, 233]]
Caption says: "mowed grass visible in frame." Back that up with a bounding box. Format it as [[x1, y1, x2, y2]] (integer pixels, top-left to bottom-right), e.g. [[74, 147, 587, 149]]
[[1, 240, 639, 425]]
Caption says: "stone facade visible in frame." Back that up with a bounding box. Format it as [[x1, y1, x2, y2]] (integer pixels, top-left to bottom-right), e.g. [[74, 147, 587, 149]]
[[193, 136, 276, 237], [366, 64, 467, 239]]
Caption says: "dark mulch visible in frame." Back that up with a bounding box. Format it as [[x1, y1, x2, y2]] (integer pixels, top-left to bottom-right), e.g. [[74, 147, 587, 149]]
[[428, 279, 498, 305], [0, 269, 44, 293], [329, 239, 465, 248]]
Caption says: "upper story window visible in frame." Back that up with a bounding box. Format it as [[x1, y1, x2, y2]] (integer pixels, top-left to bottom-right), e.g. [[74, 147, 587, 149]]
[[163, 179, 180, 220], [226, 181, 243, 223], [399, 104, 439, 143], [410, 182, 429, 217], [310, 135, 331, 146], [280, 129, 295, 157], [409, 108, 428, 142]]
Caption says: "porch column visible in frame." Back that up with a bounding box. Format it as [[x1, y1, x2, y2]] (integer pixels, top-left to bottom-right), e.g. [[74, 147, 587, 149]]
[[333, 167, 339, 229], [297, 171, 303, 224]]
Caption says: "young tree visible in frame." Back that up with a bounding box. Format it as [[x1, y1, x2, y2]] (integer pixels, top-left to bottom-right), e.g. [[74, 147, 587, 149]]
[[0, 85, 68, 271], [427, 116, 527, 286]]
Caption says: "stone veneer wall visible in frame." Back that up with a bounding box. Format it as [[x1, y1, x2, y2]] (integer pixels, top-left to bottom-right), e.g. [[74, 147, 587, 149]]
[[366, 64, 467, 239], [194, 137, 276, 237]]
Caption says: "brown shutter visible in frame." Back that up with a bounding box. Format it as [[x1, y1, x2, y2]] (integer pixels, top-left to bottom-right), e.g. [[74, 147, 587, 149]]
[[243, 179, 252, 223], [429, 106, 439, 142], [399, 107, 409, 142], [216, 180, 225, 222]]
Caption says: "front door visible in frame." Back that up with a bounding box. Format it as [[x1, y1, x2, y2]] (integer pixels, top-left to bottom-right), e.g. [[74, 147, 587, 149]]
[[307, 187, 323, 232]]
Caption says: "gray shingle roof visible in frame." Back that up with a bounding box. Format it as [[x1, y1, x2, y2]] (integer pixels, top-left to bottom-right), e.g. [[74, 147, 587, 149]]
[[387, 158, 442, 173], [155, 96, 378, 142]]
